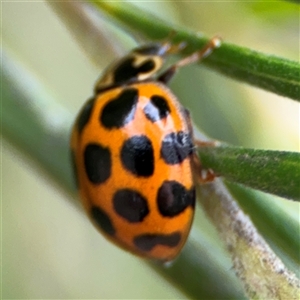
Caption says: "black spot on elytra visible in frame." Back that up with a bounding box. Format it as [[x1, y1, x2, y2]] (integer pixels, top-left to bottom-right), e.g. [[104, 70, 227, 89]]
[[121, 135, 154, 177], [157, 181, 195, 217], [144, 95, 171, 122], [91, 206, 115, 236], [113, 57, 156, 84], [77, 97, 95, 134], [113, 189, 149, 223], [70, 149, 79, 189], [160, 131, 193, 165], [84, 143, 111, 184], [133, 232, 181, 252], [100, 88, 138, 129]]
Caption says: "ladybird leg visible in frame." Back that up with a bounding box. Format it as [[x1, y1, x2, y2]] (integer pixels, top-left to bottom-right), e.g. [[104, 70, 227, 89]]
[[194, 140, 219, 148], [193, 138, 220, 184], [193, 139, 220, 183], [158, 36, 221, 84], [161, 30, 188, 53], [192, 153, 216, 184], [182, 106, 218, 183], [183, 108, 196, 143]]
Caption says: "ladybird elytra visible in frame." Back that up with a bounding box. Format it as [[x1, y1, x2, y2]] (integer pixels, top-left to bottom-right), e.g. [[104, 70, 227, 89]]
[[71, 36, 221, 262]]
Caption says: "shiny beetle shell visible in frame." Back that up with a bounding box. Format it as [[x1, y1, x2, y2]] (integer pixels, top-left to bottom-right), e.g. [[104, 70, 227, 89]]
[[70, 40, 208, 262]]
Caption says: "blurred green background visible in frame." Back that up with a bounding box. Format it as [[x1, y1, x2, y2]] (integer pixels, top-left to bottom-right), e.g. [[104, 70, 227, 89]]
[[2, 1, 299, 298]]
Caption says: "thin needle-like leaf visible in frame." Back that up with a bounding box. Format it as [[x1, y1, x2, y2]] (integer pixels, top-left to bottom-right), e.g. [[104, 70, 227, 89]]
[[47, 1, 125, 66], [198, 145, 300, 201], [91, 0, 300, 101]]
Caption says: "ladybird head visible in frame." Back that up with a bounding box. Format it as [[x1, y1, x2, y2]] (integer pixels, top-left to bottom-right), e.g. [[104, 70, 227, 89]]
[[94, 41, 179, 93]]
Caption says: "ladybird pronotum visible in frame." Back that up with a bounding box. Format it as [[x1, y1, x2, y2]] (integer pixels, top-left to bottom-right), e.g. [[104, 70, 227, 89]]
[[71, 35, 221, 262]]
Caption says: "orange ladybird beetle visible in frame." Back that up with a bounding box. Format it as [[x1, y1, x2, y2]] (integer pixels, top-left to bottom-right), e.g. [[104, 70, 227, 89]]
[[70, 35, 221, 262]]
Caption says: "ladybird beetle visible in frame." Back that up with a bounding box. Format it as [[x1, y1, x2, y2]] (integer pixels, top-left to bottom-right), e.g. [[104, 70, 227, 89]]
[[71, 35, 221, 262]]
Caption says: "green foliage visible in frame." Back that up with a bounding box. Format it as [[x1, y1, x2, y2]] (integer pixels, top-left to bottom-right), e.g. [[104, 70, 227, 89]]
[[198, 146, 300, 201], [92, 1, 300, 100]]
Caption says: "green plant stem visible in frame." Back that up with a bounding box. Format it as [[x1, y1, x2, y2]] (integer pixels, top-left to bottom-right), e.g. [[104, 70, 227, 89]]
[[283, 0, 300, 4], [1, 52, 75, 196], [197, 179, 300, 299], [198, 146, 300, 201], [91, 0, 300, 101], [153, 234, 246, 299], [227, 182, 300, 267]]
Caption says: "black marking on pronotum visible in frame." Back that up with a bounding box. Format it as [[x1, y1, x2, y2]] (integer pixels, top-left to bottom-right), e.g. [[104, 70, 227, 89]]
[[157, 181, 195, 217], [121, 135, 154, 177], [133, 232, 181, 252], [144, 95, 171, 122], [100, 88, 138, 129], [84, 143, 111, 184], [113, 189, 149, 223], [160, 131, 193, 165], [113, 57, 156, 84], [91, 206, 116, 236]]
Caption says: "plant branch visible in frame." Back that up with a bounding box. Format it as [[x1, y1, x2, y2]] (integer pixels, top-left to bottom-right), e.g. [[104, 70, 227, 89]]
[[91, 0, 300, 101], [198, 145, 300, 201], [198, 179, 300, 299]]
